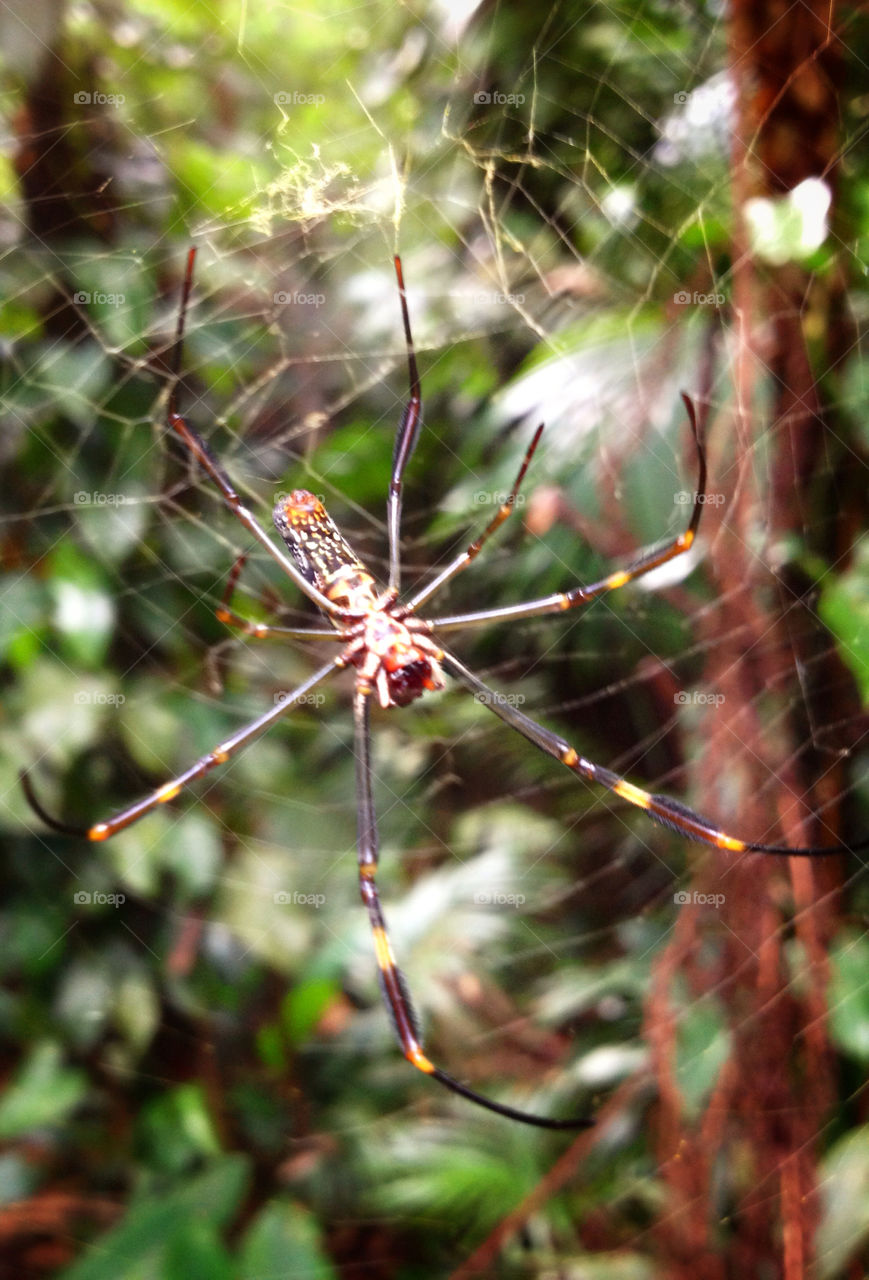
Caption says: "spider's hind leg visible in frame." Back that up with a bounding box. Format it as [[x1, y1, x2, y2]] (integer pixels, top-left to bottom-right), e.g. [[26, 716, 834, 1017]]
[[442, 648, 865, 859], [351, 685, 591, 1130]]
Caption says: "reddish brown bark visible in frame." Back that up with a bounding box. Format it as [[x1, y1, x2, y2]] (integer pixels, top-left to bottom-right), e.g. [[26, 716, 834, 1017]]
[[646, 2, 858, 1275]]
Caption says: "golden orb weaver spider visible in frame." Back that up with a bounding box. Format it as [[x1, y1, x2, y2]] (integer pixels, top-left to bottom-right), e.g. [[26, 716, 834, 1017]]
[[24, 249, 863, 1129]]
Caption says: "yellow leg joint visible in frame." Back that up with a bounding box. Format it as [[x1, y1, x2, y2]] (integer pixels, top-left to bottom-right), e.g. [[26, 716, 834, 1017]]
[[89, 823, 110, 842], [612, 778, 652, 810], [407, 1044, 435, 1074], [372, 925, 394, 971]]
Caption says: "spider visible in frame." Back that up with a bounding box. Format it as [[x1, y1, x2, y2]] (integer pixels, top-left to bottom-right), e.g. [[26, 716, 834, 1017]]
[[24, 249, 859, 1130]]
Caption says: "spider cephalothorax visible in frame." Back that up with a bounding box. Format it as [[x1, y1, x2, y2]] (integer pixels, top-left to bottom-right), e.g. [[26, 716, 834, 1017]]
[[344, 609, 445, 709], [24, 249, 864, 1130]]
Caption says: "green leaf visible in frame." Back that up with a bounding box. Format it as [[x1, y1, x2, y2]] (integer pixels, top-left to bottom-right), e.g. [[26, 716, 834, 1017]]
[[139, 1085, 222, 1175], [817, 1126, 869, 1278], [165, 1220, 234, 1280], [819, 541, 869, 703], [674, 996, 730, 1116], [0, 573, 48, 669], [46, 542, 116, 667], [76, 498, 149, 565], [0, 1041, 88, 1139], [828, 933, 869, 1062], [59, 1156, 249, 1280], [238, 1202, 337, 1280], [281, 977, 339, 1045]]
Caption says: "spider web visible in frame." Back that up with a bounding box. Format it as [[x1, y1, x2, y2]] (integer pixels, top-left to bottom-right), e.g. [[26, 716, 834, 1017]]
[[3, 2, 869, 1277]]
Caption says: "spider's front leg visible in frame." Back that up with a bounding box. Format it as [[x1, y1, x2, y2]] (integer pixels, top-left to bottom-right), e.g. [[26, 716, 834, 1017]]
[[165, 248, 345, 621], [386, 256, 423, 593], [425, 394, 707, 631]]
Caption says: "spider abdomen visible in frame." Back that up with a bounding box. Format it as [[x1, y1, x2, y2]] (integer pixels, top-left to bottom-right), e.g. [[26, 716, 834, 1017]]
[[273, 489, 377, 610]]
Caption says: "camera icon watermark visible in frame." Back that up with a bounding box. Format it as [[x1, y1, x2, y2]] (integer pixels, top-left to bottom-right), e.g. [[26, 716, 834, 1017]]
[[74, 890, 126, 907], [674, 490, 724, 507], [673, 290, 725, 307], [273, 491, 326, 507], [472, 490, 526, 507], [674, 890, 725, 908], [673, 91, 690, 105], [473, 690, 525, 708], [473, 90, 525, 105], [73, 91, 125, 106], [73, 491, 130, 506], [473, 890, 526, 907], [273, 890, 326, 907], [73, 292, 125, 307], [273, 291, 325, 307], [466, 290, 526, 307], [274, 691, 326, 708], [273, 91, 325, 106], [674, 690, 725, 707], [73, 691, 126, 707]]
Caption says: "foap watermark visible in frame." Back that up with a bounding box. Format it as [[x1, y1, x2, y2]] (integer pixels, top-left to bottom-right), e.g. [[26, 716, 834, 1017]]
[[274, 890, 326, 908], [274, 691, 326, 708], [474, 890, 526, 907], [73, 291, 125, 307], [674, 490, 724, 507], [673, 91, 690, 105], [474, 690, 525, 708], [463, 291, 526, 307], [74, 691, 125, 707], [74, 890, 126, 907], [674, 890, 725, 908], [274, 491, 326, 506], [473, 490, 526, 507], [473, 90, 526, 106], [274, 290, 325, 307], [273, 91, 325, 106], [674, 690, 725, 707], [673, 290, 725, 307], [74, 491, 132, 506], [74, 91, 125, 106]]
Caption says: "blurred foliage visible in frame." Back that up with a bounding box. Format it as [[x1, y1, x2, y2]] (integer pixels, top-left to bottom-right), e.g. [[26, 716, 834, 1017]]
[[1, 0, 868, 1277]]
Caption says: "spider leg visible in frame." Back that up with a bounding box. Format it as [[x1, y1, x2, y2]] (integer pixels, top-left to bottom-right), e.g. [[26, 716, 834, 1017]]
[[167, 249, 344, 620], [426, 394, 706, 631], [441, 648, 868, 858], [23, 658, 341, 840], [406, 424, 545, 613], [352, 685, 591, 1129], [386, 256, 423, 593], [215, 554, 344, 642]]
